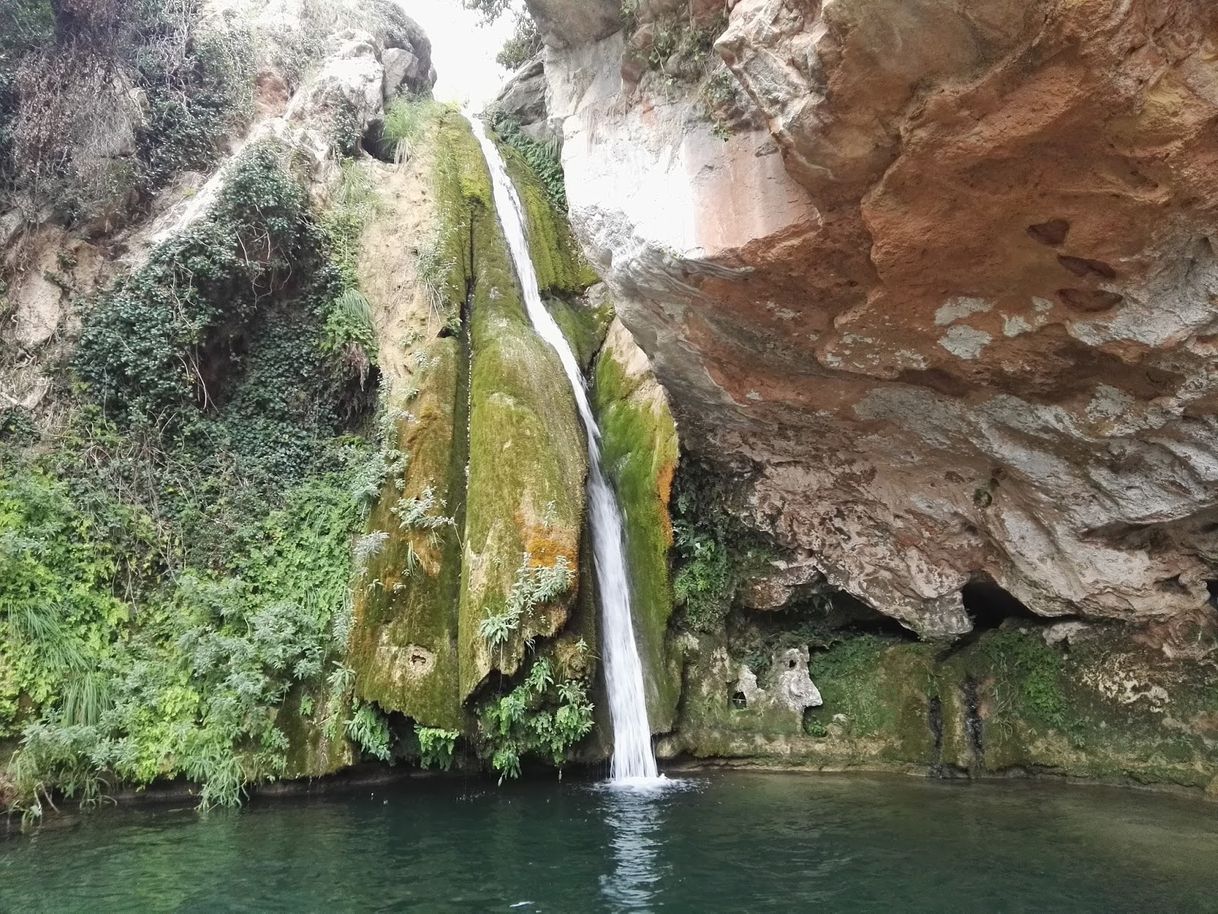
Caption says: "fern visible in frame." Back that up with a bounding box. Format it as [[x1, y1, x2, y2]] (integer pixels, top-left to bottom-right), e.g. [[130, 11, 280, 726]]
[[417, 727, 460, 771], [346, 702, 392, 761]]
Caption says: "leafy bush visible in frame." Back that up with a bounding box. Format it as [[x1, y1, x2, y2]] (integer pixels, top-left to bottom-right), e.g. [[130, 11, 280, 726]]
[[417, 727, 459, 770], [2, 461, 375, 821], [3, 0, 253, 224], [671, 459, 772, 632], [346, 701, 392, 761], [75, 142, 317, 422], [3, 126, 391, 819], [496, 13, 541, 71], [478, 554, 574, 650], [324, 289, 377, 386], [476, 656, 594, 783], [380, 97, 445, 163]]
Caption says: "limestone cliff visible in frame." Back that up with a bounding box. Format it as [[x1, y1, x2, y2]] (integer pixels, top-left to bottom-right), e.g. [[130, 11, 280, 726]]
[[522, 0, 1218, 791], [531, 0, 1218, 641]]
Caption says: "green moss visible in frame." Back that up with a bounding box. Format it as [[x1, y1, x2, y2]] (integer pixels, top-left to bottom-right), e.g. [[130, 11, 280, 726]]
[[432, 113, 588, 701], [278, 678, 355, 780], [499, 140, 598, 298], [546, 295, 613, 372], [674, 624, 1218, 789], [348, 341, 465, 729], [593, 333, 681, 730], [807, 636, 938, 760]]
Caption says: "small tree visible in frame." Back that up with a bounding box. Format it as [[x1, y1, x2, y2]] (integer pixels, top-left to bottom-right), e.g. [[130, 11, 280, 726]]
[[462, 0, 541, 71]]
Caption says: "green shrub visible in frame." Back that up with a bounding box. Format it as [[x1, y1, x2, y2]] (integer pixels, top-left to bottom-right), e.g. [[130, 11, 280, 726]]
[[3, 125, 388, 819], [75, 142, 317, 422], [670, 459, 772, 632], [346, 701, 392, 761], [381, 97, 445, 162], [476, 656, 594, 782], [2, 0, 253, 224], [496, 13, 541, 71], [2, 463, 374, 820], [417, 726, 460, 770], [487, 110, 566, 212], [478, 554, 574, 651]]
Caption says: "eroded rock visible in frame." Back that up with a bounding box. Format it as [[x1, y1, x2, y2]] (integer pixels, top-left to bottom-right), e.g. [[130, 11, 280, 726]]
[[534, 0, 1218, 638]]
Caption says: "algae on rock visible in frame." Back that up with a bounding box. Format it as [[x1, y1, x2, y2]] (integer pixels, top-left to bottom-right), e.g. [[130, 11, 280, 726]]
[[455, 111, 589, 700], [593, 317, 682, 732], [665, 619, 1218, 789]]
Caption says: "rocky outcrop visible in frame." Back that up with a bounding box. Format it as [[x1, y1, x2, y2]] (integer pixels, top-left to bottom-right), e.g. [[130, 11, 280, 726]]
[[492, 55, 559, 147], [1, 0, 434, 422], [532, 0, 1218, 638]]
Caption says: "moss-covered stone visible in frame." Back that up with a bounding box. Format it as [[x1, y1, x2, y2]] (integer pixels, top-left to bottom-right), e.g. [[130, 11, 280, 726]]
[[546, 291, 614, 372], [349, 340, 466, 728], [594, 318, 682, 732], [346, 108, 592, 733], [452, 115, 588, 700], [499, 142, 599, 298], [279, 678, 356, 780]]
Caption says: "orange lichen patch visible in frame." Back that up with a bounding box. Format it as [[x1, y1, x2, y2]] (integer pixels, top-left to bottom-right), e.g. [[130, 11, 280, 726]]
[[518, 519, 579, 571], [656, 456, 676, 545]]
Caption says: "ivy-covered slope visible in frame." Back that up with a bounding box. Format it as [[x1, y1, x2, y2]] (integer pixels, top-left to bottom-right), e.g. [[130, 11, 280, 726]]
[[0, 140, 388, 819]]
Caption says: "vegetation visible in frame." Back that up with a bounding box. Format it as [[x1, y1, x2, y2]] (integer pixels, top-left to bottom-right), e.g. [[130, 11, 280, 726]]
[[380, 97, 448, 163], [496, 15, 542, 72], [475, 656, 594, 782], [620, 2, 725, 82], [479, 554, 575, 652], [76, 143, 322, 421], [1, 130, 397, 820], [670, 460, 772, 633], [462, 0, 541, 72], [487, 109, 566, 212], [1, 0, 253, 227], [417, 726, 460, 770]]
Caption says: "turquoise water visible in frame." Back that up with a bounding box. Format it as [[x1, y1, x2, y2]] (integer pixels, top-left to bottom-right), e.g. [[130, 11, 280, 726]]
[[3, 772, 1217, 912]]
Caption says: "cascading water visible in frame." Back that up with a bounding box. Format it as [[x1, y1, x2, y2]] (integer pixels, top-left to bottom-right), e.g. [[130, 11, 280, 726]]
[[469, 117, 660, 782]]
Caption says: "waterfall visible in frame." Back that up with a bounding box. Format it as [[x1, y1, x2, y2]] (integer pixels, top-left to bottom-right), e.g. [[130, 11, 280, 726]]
[[470, 118, 660, 782]]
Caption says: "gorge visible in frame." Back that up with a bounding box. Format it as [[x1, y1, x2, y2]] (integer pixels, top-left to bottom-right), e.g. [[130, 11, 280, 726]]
[[1, 0, 1218, 894]]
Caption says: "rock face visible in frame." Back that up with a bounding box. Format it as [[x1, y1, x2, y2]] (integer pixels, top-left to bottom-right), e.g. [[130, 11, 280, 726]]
[[532, 0, 1218, 637], [492, 55, 559, 146]]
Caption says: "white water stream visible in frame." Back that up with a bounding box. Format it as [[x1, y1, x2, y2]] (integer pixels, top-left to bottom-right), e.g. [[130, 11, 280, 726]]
[[470, 119, 660, 782]]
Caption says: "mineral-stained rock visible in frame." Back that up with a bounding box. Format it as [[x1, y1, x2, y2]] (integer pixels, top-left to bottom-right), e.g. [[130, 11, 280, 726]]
[[737, 555, 826, 611], [532, 0, 1218, 638]]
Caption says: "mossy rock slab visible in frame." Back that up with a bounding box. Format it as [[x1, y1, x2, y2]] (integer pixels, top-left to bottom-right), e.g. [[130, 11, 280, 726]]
[[452, 116, 589, 701], [349, 340, 465, 728], [499, 140, 599, 298], [668, 624, 1218, 789], [279, 677, 356, 780]]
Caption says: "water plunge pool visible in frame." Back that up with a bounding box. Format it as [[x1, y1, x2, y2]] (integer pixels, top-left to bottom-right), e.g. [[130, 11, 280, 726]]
[[3, 771, 1216, 911]]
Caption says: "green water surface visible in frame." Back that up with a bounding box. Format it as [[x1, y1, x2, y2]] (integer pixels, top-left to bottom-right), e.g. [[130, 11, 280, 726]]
[[2, 772, 1216, 912]]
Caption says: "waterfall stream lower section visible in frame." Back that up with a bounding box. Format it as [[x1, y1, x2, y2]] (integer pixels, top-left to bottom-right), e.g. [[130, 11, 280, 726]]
[[468, 117, 660, 782]]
